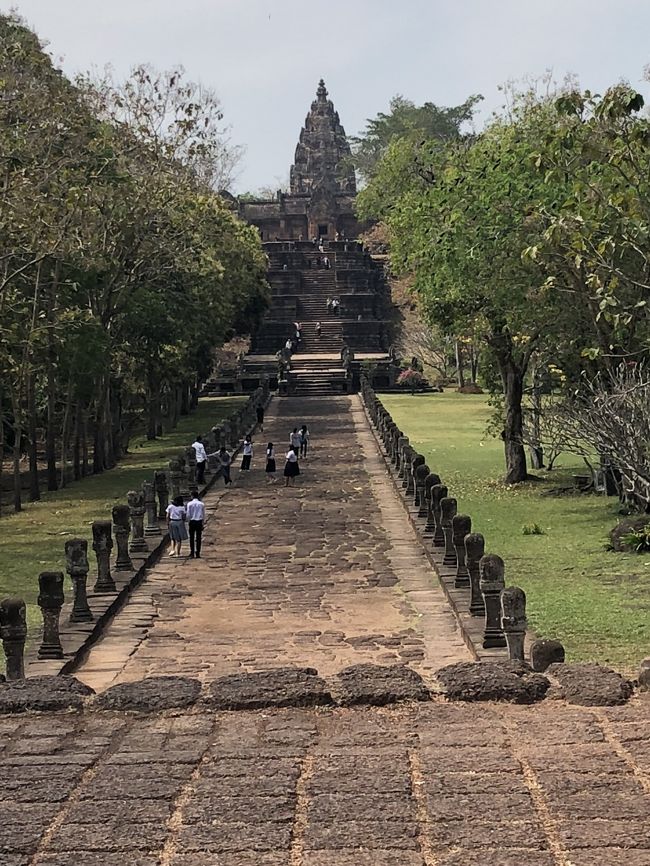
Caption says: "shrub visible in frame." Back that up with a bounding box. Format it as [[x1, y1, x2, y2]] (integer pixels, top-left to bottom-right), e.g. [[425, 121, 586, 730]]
[[618, 526, 650, 553], [522, 523, 545, 536], [397, 368, 426, 392]]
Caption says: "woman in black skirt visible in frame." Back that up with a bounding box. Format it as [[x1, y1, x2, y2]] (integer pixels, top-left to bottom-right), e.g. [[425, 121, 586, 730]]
[[265, 442, 276, 483], [283, 446, 300, 487]]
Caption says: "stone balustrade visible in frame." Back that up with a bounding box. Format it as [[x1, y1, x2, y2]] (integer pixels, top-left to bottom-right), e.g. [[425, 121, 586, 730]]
[[0, 388, 272, 681], [359, 375, 565, 668]]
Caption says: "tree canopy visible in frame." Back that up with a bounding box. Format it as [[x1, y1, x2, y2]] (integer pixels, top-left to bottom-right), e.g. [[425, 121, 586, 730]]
[[358, 80, 650, 487], [350, 93, 483, 184], [0, 13, 268, 512]]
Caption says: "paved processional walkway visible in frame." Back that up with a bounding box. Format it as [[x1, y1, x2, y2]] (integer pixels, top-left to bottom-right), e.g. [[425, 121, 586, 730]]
[[4, 396, 650, 866], [75, 395, 470, 691]]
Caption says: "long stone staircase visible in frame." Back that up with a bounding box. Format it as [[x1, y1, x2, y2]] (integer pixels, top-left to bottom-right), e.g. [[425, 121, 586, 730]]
[[244, 240, 390, 395]]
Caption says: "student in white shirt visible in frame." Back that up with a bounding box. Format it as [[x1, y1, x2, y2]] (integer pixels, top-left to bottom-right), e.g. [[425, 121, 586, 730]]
[[186, 489, 206, 559], [192, 435, 208, 484], [165, 495, 187, 557], [241, 435, 253, 470], [290, 428, 302, 451]]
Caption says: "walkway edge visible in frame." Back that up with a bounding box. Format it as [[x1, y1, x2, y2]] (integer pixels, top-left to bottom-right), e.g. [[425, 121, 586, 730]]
[[358, 394, 487, 662]]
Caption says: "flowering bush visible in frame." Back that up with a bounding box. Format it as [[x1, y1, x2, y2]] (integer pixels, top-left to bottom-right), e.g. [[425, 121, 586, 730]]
[[397, 368, 426, 392]]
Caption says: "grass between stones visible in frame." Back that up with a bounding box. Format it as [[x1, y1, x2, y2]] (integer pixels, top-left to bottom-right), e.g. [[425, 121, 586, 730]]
[[382, 392, 650, 671], [0, 396, 245, 639]]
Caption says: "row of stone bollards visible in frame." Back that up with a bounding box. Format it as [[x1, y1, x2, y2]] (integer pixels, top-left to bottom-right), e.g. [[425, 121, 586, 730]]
[[0, 383, 270, 681], [360, 379, 564, 670]]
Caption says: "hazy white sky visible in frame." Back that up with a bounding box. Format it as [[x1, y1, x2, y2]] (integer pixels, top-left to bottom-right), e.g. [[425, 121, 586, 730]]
[[7, 1, 650, 191]]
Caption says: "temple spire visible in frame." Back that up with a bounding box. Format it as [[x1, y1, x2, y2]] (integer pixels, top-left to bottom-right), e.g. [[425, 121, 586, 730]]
[[289, 80, 356, 195]]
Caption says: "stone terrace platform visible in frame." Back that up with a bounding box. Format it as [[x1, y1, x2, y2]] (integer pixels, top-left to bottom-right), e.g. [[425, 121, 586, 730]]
[[3, 699, 650, 864]]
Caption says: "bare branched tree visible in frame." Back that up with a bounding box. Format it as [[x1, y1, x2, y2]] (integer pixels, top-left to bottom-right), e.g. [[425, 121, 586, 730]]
[[554, 365, 650, 510]]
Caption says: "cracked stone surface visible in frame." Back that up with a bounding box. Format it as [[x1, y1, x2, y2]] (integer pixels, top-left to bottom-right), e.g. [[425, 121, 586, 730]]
[[207, 668, 333, 709], [0, 700, 649, 864], [0, 676, 94, 713], [92, 676, 202, 711], [335, 662, 430, 706], [546, 662, 634, 706], [434, 660, 550, 704]]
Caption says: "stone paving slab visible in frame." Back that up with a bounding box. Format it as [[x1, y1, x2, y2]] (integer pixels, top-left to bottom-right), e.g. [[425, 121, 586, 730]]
[[0, 699, 648, 864]]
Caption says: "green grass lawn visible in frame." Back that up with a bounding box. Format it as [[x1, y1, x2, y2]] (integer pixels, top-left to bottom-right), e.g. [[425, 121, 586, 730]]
[[382, 392, 650, 672], [0, 397, 245, 640]]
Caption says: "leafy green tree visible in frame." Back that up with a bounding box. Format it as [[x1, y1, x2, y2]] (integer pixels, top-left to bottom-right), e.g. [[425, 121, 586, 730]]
[[351, 94, 482, 184]]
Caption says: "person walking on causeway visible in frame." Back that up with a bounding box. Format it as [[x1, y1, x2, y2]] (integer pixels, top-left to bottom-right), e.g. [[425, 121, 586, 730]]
[[210, 446, 232, 486], [290, 427, 302, 453], [166, 495, 188, 557], [284, 445, 300, 487], [299, 424, 310, 458], [186, 489, 205, 559], [241, 435, 253, 470], [265, 442, 276, 483], [256, 403, 265, 432], [192, 435, 208, 484]]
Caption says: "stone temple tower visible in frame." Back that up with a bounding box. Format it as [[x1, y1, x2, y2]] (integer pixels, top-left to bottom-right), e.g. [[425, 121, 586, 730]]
[[290, 79, 357, 196], [238, 80, 361, 240]]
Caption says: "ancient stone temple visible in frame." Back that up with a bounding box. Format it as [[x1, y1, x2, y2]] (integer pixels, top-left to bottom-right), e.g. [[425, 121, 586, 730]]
[[199, 79, 398, 398], [238, 80, 361, 241]]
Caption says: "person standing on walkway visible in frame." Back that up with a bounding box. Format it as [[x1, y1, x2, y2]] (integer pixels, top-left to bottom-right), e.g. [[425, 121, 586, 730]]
[[284, 446, 300, 487], [186, 489, 205, 559], [326, 297, 332, 313], [290, 427, 302, 453], [315, 321, 322, 338], [192, 435, 208, 485], [299, 424, 310, 458], [166, 495, 188, 557], [241, 435, 253, 470], [265, 442, 276, 482], [215, 446, 232, 485], [256, 403, 265, 432]]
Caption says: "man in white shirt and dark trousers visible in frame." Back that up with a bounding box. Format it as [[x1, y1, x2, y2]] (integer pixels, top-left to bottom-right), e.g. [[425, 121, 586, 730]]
[[192, 436, 208, 485], [187, 489, 205, 559]]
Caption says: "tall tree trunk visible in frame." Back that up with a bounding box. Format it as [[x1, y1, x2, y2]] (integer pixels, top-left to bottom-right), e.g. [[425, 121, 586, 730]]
[[0, 401, 4, 517], [500, 360, 528, 484], [73, 402, 81, 481], [10, 392, 22, 513], [455, 341, 465, 389], [59, 377, 73, 488], [470, 344, 479, 385], [528, 367, 544, 470], [27, 373, 40, 501], [93, 398, 104, 474], [45, 263, 59, 491], [81, 409, 89, 477], [146, 374, 160, 440], [180, 382, 190, 416]]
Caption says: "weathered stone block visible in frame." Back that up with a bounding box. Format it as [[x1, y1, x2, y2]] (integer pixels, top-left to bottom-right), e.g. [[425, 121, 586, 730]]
[[435, 661, 549, 704], [93, 676, 202, 711], [335, 663, 430, 706], [530, 638, 565, 672], [546, 662, 633, 706], [0, 676, 94, 713], [207, 668, 333, 710]]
